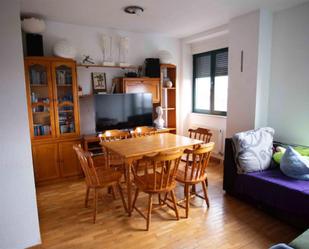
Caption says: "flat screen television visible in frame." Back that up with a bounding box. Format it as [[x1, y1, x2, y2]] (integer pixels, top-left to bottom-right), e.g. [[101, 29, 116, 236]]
[[94, 93, 153, 132]]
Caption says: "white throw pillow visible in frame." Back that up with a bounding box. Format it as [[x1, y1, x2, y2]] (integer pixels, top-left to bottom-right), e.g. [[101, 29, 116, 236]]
[[232, 127, 274, 173]]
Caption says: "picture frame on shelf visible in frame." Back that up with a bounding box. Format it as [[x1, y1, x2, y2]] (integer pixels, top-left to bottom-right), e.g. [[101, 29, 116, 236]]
[[92, 72, 107, 94]]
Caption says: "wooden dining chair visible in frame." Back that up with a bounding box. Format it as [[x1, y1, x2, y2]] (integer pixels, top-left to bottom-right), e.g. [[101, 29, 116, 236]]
[[176, 142, 214, 218], [131, 150, 183, 230], [131, 126, 157, 137], [73, 145, 126, 223], [99, 130, 130, 170], [188, 127, 212, 144], [99, 129, 130, 142], [182, 127, 213, 187]]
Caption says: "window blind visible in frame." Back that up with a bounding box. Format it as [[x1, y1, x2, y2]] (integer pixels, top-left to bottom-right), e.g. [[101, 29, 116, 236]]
[[195, 54, 211, 78], [215, 50, 228, 76]]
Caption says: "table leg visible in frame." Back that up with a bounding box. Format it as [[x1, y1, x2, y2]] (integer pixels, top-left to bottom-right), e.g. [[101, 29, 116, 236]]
[[125, 160, 133, 216]]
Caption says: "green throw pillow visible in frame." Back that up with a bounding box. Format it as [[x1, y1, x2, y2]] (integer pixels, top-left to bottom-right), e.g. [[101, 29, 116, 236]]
[[273, 152, 284, 164], [294, 146, 309, 156], [273, 146, 309, 164]]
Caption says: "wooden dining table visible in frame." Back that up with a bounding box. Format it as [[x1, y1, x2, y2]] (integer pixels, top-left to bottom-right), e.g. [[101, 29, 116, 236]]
[[100, 133, 204, 216]]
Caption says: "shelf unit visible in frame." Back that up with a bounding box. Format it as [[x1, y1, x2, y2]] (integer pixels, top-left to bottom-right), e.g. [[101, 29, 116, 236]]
[[24, 56, 82, 184], [77, 64, 139, 70], [159, 64, 177, 132]]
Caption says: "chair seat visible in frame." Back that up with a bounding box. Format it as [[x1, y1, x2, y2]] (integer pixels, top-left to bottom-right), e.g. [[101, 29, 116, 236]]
[[176, 164, 207, 184], [134, 172, 176, 193], [96, 168, 123, 186]]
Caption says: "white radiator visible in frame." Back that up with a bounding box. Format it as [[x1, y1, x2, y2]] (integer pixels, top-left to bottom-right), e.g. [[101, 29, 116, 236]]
[[187, 124, 225, 157]]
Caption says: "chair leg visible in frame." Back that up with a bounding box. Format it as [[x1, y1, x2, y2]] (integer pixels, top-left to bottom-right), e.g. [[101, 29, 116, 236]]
[[85, 187, 90, 208], [123, 166, 127, 182], [185, 184, 190, 218], [93, 188, 98, 223], [163, 192, 168, 203], [205, 177, 208, 187], [201, 181, 210, 208], [111, 185, 116, 200], [191, 185, 196, 195], [132, 187, 140, 210], [170, 190, 179, 220], [146, 194, 153, 231], [117, 182, 127, 212]]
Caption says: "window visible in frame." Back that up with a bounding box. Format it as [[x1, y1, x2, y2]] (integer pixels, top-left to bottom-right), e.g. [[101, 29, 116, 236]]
[[193, 48, 228, 116]]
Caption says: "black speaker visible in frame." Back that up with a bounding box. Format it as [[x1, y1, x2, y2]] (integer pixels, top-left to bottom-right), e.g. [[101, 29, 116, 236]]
[[145, 58, 160, 77], [26, 33, 44, 56]]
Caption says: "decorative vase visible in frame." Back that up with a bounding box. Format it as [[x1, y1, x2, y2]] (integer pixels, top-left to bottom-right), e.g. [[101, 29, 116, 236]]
[[154, 106, 165, 129], [21, 17, 46, 34], [158, 50, 173, 64], [101, 34, 115, 66], [165, 80, 173, 88], [53, 40, 77, 59], [119, 36, 129, 67]]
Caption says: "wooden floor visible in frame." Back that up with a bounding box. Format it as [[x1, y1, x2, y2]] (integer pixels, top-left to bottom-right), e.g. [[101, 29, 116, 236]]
[[31, 162, 300, 249]]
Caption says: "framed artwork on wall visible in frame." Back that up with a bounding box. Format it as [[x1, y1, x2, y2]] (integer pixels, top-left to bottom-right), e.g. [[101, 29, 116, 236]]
[[92, 72, 107, 94]]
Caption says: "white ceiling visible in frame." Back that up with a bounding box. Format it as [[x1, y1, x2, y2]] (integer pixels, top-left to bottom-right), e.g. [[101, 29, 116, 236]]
[[21, 0, 308, 38]]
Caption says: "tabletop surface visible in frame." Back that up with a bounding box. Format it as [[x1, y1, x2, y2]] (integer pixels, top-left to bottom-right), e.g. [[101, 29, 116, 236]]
[[101, 133, 203, 159]]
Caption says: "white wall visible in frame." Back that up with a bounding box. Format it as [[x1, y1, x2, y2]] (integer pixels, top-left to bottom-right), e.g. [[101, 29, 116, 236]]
[[268, 2, 309, 145], [255, 9, 272, 129], [179, 43, 193, 135], [0, 1, 41, 249], [41, 21, 181, 134], [226, 10, 260, 137], [226, 10, 273, 137], [191, 35, 228, 55]]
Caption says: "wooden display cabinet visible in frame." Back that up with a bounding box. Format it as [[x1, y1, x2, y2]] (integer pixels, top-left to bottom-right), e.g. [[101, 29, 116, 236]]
[[24, 57, 82, 184]]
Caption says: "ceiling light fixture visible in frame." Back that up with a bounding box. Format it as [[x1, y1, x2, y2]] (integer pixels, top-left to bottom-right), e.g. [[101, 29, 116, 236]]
[[124, 6, 144, 16]]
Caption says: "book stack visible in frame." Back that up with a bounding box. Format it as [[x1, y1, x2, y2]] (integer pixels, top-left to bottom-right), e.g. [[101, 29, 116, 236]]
[[30, 69, 47, 85], [34, 124, 51, 136], [56, 69, 72, 85]]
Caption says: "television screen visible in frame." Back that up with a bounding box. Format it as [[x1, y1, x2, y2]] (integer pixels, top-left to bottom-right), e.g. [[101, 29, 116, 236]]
[[94, 93, 153, 132]]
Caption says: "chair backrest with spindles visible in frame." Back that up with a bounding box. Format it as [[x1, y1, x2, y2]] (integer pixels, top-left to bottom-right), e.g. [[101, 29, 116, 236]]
[[183, 142, 214, 182], [133, 150, 183, 192], [99, 130, 130, 168], [131, 126, 157, 137], [98, 130, 130, 142], [188, 128, 212, 144], [73, 145, 100, 187]]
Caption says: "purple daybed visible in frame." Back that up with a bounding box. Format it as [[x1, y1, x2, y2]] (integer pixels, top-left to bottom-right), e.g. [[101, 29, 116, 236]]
[[223, 138, 309, 228]]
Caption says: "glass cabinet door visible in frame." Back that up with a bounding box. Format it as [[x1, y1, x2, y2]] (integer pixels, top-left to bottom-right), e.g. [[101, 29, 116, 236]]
[[52, 62, 79, 137], [25, 61, 55, 138]]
